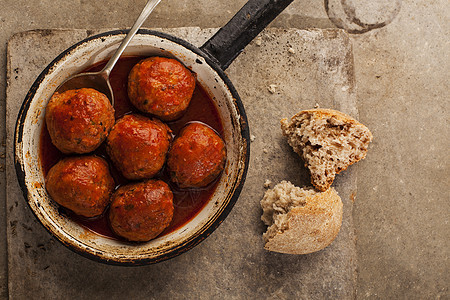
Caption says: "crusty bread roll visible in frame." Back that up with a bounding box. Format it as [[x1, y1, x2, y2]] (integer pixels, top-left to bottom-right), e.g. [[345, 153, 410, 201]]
[[281, 108, 373, 191], [261, 181, 343, 254]]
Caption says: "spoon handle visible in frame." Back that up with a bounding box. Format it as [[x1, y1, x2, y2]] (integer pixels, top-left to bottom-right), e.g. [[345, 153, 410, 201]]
[[102, 0, 162, 76]]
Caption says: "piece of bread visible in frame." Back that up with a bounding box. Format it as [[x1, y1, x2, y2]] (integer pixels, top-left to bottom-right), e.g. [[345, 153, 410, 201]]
[[281, 108, 373, 191], [261, 181, 343, 254]]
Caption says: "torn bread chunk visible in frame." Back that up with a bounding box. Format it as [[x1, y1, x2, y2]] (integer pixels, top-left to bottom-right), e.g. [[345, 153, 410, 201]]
[[281, 108, 373, 191], [261, 181, 343, 254]]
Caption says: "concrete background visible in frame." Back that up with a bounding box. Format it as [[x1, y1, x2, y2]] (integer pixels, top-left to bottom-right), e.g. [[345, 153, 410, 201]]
[[0, 0, 448, 298]]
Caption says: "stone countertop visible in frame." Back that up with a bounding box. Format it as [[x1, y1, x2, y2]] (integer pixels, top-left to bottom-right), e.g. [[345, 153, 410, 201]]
[[1, 0, 448, 299]]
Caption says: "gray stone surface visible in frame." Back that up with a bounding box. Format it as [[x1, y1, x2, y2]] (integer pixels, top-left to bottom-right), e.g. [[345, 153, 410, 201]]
[[1, 1, 449, 299], [351, 2, 450, 297], [6, 28, 357, 299]]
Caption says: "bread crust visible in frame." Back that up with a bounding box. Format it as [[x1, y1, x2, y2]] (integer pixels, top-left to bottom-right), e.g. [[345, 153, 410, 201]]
[[290, 108, 362, 125], [264, 187, 343, 254]]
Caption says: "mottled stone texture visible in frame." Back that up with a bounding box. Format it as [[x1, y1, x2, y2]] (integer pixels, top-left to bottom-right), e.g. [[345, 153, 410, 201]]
[[6, 28, 357, 299], [351, 2, 450, 297]]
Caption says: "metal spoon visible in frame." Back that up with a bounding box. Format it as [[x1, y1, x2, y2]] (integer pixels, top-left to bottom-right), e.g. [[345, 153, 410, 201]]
[[55, 0, 162, 106]]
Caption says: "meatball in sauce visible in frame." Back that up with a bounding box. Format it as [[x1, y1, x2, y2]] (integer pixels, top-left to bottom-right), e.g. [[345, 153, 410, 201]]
[[167, 122, 227, 188], [128, 57, 196, 121], [45, 156, 115, 218], [45, 88, 115, 154], [106, 114, 172, 180], [109, 180, 174, 242]]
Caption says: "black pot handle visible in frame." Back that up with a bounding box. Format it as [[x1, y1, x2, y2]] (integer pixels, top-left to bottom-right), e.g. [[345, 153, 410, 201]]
[[200, 0, 294, 70]]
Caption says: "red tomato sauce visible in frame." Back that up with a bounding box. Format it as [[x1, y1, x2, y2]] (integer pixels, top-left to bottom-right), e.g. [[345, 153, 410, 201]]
[[40, 56, 224, 240]]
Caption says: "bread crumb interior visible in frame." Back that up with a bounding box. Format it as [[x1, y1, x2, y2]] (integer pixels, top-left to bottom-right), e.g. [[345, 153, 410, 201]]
[[260, 181, 316, 242], [281, 112, 372, 190]]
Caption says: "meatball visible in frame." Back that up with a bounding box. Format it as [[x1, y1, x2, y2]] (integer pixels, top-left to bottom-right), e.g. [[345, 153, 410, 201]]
[[109, 180, 174, 242], [106, 114, 172, 180], [128, 57, 196, 121], [45, 88, 115, 154], [45, 156, 115, 218], [167, 122, 226, 188]]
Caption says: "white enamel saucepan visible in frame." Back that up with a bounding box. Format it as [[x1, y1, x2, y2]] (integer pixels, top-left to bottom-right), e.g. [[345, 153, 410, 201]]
[[14, 0, 293, 265]]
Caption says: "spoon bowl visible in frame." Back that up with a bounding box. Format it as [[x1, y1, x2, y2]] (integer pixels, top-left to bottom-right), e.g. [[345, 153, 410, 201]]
[[56, 71, 113, 102]]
